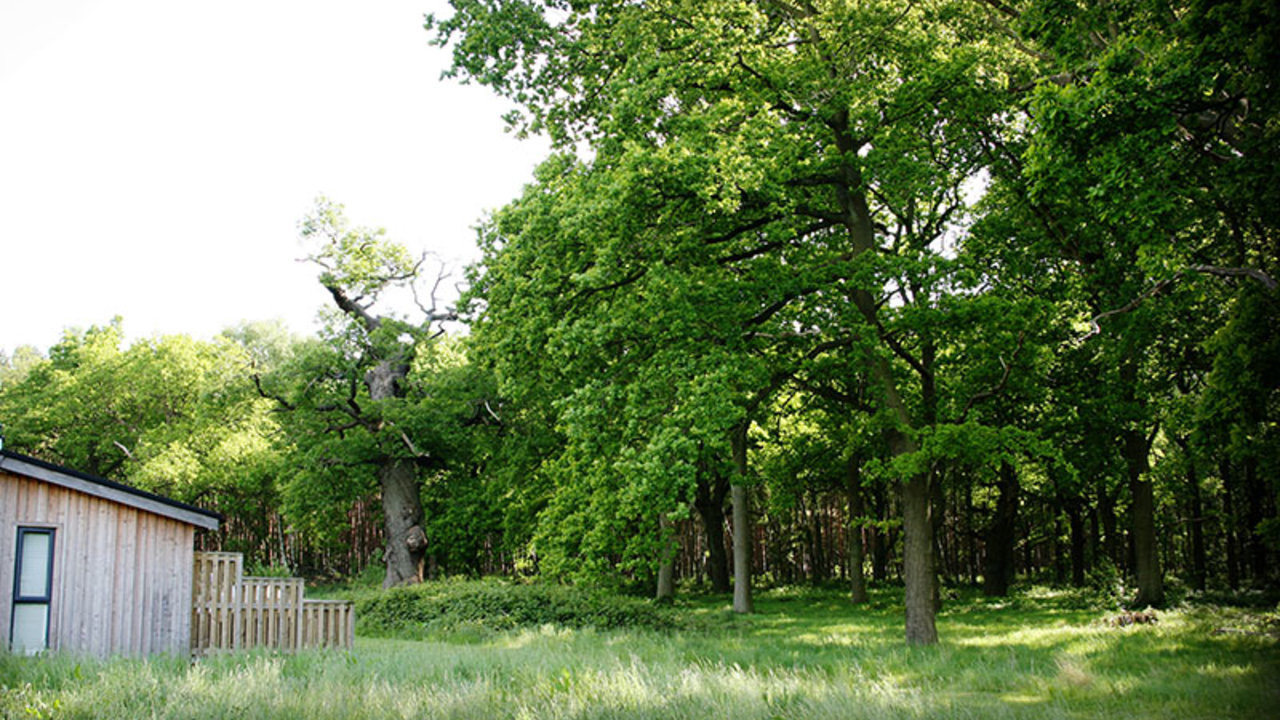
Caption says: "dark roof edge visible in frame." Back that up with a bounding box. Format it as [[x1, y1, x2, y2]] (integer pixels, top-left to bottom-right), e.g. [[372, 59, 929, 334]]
[[0, 449, 223, 529]]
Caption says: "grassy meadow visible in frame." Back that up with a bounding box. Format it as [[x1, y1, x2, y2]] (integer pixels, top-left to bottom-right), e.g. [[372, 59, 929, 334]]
[[2, 584, 1277, 719]]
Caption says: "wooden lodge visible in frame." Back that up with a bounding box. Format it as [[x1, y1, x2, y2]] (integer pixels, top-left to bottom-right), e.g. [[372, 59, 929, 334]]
[[1, 449, 352, 656]]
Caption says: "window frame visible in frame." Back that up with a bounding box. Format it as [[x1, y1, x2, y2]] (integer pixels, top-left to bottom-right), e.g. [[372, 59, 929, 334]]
[[11, 526, 55, 652]]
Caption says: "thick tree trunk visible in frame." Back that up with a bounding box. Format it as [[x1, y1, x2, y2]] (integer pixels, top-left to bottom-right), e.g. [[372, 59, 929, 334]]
[[368, 358, 428, 588], [847, 456, 868, 603], [983, 462, 1021, 597], [695, 473, 732, 593], [380, 457, 426, 588], [730, 424, 754, 614], [1124, 428, 1163, 606], [901, 470, 938, 644]]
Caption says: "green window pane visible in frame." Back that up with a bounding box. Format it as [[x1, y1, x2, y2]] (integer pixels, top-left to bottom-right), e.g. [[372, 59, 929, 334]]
[[11, 603, 49, 654], [18, 531, 51, 598]]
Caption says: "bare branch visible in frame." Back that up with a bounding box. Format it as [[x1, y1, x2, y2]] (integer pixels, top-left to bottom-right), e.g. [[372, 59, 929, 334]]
[[1190, 264, 1278, 291], [399, 429, 429, 459], [959, 332, 1025, 421], [323, 282, 382, 333], [1082, 264, 1275, 341], [1082, 276, 1179, 340], [483, 400, 502, 423], [252, 374, 296, 412]]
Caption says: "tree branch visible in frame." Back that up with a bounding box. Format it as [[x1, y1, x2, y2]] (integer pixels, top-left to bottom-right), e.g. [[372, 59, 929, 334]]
[[959, 332, 1025, 421], [1190, 264, 1278, 291]]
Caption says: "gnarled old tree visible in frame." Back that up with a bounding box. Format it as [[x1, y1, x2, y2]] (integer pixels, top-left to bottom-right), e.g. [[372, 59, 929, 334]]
[[263, 197, 456, 587]]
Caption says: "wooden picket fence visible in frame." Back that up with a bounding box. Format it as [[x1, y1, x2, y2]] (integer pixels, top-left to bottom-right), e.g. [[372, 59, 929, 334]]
[[190, 551, 354, 654]]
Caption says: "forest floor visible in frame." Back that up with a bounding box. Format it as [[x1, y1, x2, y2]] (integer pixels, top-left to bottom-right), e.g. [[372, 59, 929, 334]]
[[2, 584, 1277, 719]]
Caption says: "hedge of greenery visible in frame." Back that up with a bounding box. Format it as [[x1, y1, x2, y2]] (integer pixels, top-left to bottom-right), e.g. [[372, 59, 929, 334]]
[[356, 579, 683, 638]]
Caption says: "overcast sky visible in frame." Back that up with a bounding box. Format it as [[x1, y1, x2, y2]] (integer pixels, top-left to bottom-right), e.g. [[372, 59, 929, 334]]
[[0, 0, 550, 356]]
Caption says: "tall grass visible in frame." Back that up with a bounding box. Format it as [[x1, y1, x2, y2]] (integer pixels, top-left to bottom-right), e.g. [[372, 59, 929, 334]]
[[2, 585, 1277, 719]]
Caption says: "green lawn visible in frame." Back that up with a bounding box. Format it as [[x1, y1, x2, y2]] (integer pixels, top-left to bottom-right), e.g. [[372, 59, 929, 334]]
[[2, 586, 1277, 719]]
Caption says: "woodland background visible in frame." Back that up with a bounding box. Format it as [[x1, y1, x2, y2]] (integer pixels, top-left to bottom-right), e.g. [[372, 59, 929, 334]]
[[1, 0, 1276, 646]]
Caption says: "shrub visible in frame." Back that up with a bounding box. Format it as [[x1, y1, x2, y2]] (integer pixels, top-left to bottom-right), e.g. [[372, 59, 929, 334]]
[[356, 578, 683, 638]]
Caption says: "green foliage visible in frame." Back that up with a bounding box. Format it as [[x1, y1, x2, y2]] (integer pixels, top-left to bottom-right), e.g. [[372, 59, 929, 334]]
[[356, 578, 682, 638], [3, 588, 1277, 719], [0, 320, 286, 520]]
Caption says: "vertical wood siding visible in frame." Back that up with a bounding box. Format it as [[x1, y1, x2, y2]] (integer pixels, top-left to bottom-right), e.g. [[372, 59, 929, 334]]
[[0, 470, 195, 656]]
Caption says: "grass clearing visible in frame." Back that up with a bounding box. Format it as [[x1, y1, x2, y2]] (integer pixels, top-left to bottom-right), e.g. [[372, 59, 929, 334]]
[[2, 585, 1277, 719]]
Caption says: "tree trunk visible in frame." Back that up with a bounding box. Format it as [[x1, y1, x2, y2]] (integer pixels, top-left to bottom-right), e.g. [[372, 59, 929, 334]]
[[1098, 486, 1120, 569], [1221, 459, 1240, 589], [1066, 502, 1087, 587], [871, 485, 889, 582], [931, 472, 948, 609], [368, 358, 428, 589], [829, 109, 934, 642], [730, 423, 754, 614], [847, 456, 868, 603], [380, 457, 426, 588], [902, 470, 938, 644], [1124, 428, 1163, 606], [695, 473, 732, 593], [1176, 437, 1207, 591], [984, 462, 1022, 597], [656, 517, 675, 602], [808, 489, 828, 584], [1243, 456, 1269, 583]]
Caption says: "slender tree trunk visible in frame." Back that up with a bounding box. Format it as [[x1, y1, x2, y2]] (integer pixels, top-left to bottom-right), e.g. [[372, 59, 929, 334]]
[[695, 473, 732, 593], [847, 456, 869, 603], [829, 109, 934, 642], [656, 517, 675, 602], [730, 423, 754, 614], [1243, 456, 1269, 583], [1067, 502, 1087, 587], [1098, 486, 1120, 569], [1221, 459, 1241, 588], [1053, 515, 1067, 586], [1175, 437, 1207, 591], [931, 473, 948, 607], [870, 485, 889, 582], [808, 489, 828, 584], [984, 461, 1021, 597], [1124, 428, 1163, 606]]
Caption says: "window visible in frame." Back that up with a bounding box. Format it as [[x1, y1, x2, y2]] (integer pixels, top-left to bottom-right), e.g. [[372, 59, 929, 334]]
[[11, 527, 54, 654]]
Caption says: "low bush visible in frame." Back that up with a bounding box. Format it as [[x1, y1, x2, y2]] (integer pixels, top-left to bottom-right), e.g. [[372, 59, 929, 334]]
[[356, 578, 683, 638]]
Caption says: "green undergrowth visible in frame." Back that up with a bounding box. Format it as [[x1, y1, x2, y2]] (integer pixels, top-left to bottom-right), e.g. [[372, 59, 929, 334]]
[[355, 578, 686, 639], [2, 585, 1278, 719]]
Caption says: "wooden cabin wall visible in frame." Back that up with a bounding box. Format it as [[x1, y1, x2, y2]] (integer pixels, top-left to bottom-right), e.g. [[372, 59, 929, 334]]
[[0, 469, 195, 656]]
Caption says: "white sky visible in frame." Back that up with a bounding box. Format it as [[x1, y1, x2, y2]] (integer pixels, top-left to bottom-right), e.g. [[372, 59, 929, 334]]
[[0, 0, 550, 356]]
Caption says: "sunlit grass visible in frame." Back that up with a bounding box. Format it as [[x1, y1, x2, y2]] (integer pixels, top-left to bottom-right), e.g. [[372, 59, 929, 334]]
[[2, 585, 1277, 719]]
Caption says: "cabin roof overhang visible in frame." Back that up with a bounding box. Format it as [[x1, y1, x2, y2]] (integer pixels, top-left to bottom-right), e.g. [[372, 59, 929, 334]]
[[0, 450, 221, 531]]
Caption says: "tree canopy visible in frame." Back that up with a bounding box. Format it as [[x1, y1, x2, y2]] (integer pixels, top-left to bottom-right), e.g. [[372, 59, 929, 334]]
[[1, 0, 1275, 647]]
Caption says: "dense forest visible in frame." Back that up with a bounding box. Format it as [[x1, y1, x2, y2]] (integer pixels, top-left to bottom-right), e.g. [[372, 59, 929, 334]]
[[1, 0, 1276, 646]]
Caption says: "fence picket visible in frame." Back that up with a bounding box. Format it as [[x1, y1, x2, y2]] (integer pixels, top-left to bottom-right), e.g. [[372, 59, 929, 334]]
[[191, 552, 353, 654]]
